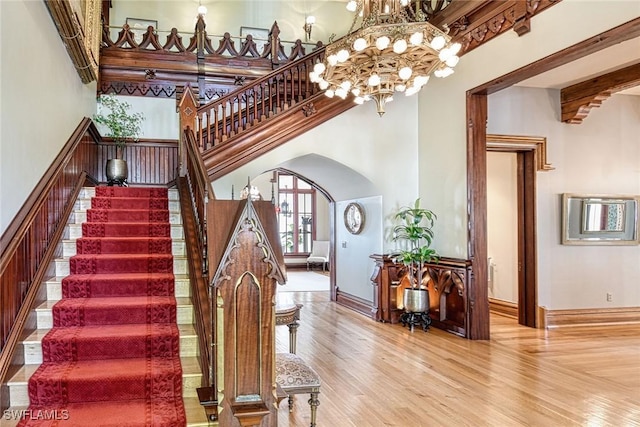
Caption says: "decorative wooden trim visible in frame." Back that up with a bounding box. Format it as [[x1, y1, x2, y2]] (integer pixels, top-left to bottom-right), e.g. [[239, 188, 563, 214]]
[[541, 306, 640, 329], [486, 134, 554, 171], [471, 18, 640, 96], [561, 62, 640, 124], [489, 298, 518, 319], [466, 93, 490, 340], [429, 0, 560, 56], [0, 118, 101, 404], [335, 290, 373, 318]]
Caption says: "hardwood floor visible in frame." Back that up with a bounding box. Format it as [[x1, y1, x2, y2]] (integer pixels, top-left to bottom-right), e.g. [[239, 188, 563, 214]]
[[276, 291, 640, 426]]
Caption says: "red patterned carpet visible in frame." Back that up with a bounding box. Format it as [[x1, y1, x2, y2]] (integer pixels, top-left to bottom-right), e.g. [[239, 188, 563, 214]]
[[18, 187, 186, 427]]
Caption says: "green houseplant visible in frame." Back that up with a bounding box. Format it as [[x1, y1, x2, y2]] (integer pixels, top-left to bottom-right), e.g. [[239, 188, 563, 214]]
[[392, 198, 439, 316], [93, 94, 145, 186]]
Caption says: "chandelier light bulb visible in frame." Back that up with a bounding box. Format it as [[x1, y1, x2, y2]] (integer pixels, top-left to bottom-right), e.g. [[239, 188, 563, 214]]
[[353, 38, 368, 51], [306, 15, 316, 25], [325, 89, 335, 98], [368, 73, 381, 86], [327, 55, 338, 66], [197, 5, 207, 15], [375, 36, 390, 50], [393, 39, 408, 54], [354, 96, 365, 104], [346, 0, 357, 12], [409, 32, 423, 46], [313, 62, 326, 74], [309, 71, 319, 82], [335, 87, 348, 99], [431, 35, 446, 50], [400, 0, 409, 5], [318, 80, 329, 90], [340, 80, 352, 90], [445, 55, 459, 67], [449, 42, 462, 55], [395, 84, 406, 92], [398, 66, 412, 80], [439, 47, 452, 62], [414, 75, 430, 87], [337, 49, 350, 62], [405, 86, 420, 96], [351, 87, 361, 96]]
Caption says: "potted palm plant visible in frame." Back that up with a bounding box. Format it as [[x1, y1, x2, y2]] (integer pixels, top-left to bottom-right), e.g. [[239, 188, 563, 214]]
[[392, 198, 439, 317], [93, 94, 145, 186]]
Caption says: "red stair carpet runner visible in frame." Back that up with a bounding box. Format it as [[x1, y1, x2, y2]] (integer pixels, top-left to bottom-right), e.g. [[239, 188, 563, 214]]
[[19, 187, 186, 427]]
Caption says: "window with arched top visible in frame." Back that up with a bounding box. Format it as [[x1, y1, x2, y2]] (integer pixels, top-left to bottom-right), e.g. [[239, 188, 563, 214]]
[[277, 174, 316, 254]]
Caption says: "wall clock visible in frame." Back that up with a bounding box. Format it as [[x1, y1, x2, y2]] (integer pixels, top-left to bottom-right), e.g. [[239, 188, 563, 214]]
[[344, 202, 365, 235]]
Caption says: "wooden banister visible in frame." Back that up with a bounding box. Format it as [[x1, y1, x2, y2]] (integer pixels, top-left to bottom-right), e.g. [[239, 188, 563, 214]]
[[188, 46, 326, 152], [0, 118, 101, 402], [178, 127, 218, 420]]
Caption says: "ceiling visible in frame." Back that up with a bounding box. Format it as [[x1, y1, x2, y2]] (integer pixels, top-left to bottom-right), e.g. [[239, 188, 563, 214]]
[[516, 36, 640, 96]]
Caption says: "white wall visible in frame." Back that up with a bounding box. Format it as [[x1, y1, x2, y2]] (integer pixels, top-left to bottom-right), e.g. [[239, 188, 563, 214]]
[[487, 152, 518, 303], [0, 1, 96, 235], [213, 94, 419, 300], [489, 86, 640, 310], [418, 0, 640, 260], [335, 196, 383, 302]]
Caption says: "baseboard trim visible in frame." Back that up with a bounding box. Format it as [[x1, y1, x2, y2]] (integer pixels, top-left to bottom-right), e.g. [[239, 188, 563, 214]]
[[489, 298, 518, 319], [335, 289, 372, 318], [541, 306, 640, 329]]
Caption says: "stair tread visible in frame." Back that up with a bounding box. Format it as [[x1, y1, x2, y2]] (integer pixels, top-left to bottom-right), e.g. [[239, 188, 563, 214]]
[[37, 297, 192, 311], [7, 357, 200, 385], [23, 324, 196, 343]]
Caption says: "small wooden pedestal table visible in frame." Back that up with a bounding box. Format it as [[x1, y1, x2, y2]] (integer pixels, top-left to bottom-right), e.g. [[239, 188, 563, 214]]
[[275, 294, 303, 354]]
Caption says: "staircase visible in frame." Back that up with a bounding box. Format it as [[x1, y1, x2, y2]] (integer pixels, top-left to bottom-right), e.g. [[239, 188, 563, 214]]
[[181, 45, 356, 181], [4, 187, 208, 427]]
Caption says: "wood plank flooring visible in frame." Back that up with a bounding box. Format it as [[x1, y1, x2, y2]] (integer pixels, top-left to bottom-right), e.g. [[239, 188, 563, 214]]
[[276, 291, 640, 427]]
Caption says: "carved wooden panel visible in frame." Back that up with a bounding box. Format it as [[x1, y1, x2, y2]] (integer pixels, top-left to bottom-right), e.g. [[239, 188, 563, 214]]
[[370, 255, 473, 338]]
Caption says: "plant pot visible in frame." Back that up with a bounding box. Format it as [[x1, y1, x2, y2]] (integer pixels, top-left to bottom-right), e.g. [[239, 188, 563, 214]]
[[403, 288, 429, 313], [106, 159, 128, 186]]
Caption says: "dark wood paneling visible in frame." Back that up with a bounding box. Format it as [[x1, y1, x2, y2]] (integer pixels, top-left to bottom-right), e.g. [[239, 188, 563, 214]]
[[0, 119, 100, 405], [466, 93, 490, 340], [95, 138, 178, 186], [472, 18, 640, 95], [335, 290, 373, 318]]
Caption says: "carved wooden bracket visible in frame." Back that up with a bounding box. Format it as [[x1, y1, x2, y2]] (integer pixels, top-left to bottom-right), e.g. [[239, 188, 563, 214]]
[[561, 62, 640, 124]]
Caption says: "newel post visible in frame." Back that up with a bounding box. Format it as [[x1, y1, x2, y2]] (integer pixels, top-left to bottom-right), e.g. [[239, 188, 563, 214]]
[[269, 21, 281, 66], [177, 85, 198, 176]]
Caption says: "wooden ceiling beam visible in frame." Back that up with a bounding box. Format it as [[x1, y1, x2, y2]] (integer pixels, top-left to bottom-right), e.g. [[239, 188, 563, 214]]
[[561, 62, 640, 124]]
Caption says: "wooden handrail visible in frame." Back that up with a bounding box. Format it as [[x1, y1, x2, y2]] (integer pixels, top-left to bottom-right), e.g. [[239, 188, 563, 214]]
[[179, 128, 216, 404], [0, 118, 101, 391], [190, 46, 326, 152]]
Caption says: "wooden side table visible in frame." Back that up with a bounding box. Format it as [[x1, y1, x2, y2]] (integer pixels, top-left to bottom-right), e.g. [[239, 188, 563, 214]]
[[276, 295, 303, 354]]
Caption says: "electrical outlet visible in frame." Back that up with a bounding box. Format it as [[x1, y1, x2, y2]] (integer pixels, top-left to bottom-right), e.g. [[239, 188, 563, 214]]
[[606, 292, 613, 302]]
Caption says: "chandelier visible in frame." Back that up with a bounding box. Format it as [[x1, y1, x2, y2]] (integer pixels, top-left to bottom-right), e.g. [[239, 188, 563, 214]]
[[309, 0, 461, 116]]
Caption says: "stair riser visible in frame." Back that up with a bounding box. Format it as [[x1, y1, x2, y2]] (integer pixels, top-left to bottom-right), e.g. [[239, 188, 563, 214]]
[[8, 371, 200, 406], [36, 305, 194, 329], [55, 257, 187, 277], [71, 211, 182, 225], [66, 224, 184, 240], [46, 277, 190, 300], [63, 240, 186, 257], [22, 334, 197, 365], [74, 199, 180, 211]]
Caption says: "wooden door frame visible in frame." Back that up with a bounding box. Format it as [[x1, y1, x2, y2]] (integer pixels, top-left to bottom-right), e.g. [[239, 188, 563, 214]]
[[487, 135, 552, 327], [465, 20, 640, 338]]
